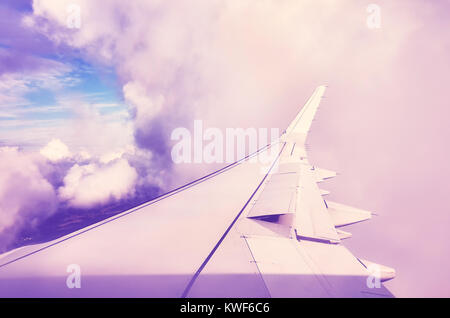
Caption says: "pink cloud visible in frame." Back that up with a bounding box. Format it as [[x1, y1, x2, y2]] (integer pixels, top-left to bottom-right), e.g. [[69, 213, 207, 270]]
[[0, 147, 58, 250]]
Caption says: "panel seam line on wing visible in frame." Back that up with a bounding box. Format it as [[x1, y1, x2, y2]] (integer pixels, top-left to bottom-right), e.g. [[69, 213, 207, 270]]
[[0, 144, 273, 268], [180, 143, 286, 298]]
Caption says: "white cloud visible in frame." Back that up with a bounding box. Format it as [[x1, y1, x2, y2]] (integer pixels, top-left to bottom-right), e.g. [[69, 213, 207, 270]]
[[58, 158, 138, 208], [123, 81, 165, 128], [64, 102, 133, 157], [40, 138, 72, 162], [76, 149, 91, 161]]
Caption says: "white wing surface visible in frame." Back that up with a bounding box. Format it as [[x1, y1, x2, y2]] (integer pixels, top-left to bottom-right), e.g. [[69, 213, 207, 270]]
[[0, 86, 394, 297]]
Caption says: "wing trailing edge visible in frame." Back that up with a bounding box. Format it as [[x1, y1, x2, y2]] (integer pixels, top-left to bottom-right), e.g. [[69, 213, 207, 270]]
[[325, 201, 372, 227], [359, 259, 396, 282]]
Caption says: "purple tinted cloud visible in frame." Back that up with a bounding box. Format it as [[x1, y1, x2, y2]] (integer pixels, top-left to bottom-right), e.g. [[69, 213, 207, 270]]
[[0, 147, 57, 249], [0, 141, 162, 252]]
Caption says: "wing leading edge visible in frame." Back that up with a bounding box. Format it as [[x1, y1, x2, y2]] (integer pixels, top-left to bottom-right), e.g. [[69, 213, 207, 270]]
[[0, 86, 395, 297]]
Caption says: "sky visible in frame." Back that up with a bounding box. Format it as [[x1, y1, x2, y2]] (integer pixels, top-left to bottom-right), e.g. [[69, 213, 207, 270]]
[[0, 0, 450, 297]]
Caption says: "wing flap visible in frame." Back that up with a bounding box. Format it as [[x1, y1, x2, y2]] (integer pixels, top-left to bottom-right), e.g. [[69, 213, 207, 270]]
[[247, 172, 298, 218], [359, 259, 396, 282], [326, 201, 372, 227], [244, 235, 393, 297], [294, 164, 340, 242], [314, 167, 337, 183]]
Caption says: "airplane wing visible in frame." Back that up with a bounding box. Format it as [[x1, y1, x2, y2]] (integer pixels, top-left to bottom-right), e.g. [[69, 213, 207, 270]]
[[0, 86, 395, 298]]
